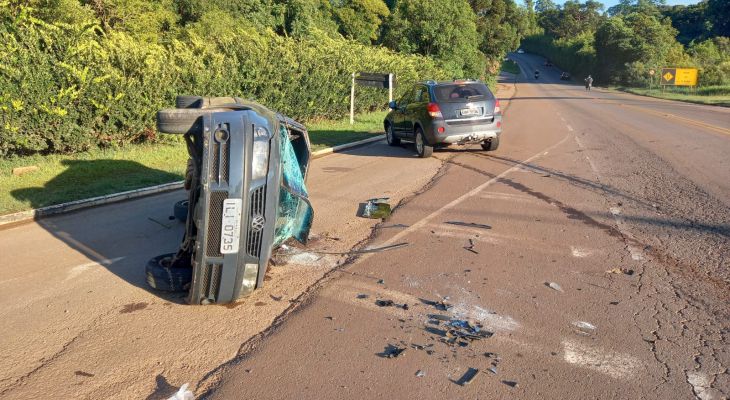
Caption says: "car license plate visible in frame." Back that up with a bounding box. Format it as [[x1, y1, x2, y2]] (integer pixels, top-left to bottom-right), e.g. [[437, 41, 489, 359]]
[[460, 108, 480, 116], [220, 198, 242, 254]]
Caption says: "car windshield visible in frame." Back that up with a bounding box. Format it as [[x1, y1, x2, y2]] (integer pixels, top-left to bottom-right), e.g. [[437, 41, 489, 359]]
[[434, 83, 490, 102]]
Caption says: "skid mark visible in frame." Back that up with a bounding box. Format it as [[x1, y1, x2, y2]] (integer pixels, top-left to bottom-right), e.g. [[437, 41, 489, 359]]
[[563, 339, 641, 379]]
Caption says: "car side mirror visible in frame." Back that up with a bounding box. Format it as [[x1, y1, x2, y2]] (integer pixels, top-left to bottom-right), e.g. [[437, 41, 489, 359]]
[[388, 100, 397, 110]]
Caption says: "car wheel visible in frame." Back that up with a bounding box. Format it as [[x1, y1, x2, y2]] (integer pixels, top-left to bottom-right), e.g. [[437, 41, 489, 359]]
[[415, 127, 433, 158], [176, 95, 205, 109], [386, 123, 400, 146], [145, 253, 192, 292], [173, 200, 189, 222], [156, 109, 207, 135], [481, 137, 500, 151]]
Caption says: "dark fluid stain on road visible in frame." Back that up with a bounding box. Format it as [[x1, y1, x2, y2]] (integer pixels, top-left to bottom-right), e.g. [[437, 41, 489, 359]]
[[74, 370, 94, 377], [254, 301, 267, 306], [224, 301, 244, 309], [120, 302, 148, 314]]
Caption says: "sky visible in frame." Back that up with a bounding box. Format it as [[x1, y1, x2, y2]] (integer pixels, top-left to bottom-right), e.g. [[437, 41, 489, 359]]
[[554, 0, 702, 8]]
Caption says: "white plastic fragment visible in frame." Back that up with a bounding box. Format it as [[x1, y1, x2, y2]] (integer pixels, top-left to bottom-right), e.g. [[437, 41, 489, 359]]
[[167, 383, 194, 400], [547, 282, 564, 292]]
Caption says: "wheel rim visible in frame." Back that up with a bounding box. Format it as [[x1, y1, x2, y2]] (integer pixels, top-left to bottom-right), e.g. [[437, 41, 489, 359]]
[[416, 132, 423, 154], [387, 126, 393, 143]]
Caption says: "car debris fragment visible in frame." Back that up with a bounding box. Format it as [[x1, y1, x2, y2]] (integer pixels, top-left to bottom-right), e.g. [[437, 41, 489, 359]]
[[415, 370, 426, 378], [502, 380, 518, 388], [606, 267, 634, 275], [545, 282, 564, 292], [456, 368, 480, 386], [167, 383, 194, 400], [379, 344, 407, 358], [361, 197, 392, 219], [463, 238, 479, 254], [445, 221, 491, 230], [375, 299, 409, 310]]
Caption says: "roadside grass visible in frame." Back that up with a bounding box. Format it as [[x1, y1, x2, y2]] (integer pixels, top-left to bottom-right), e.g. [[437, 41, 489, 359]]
[[616, 86, 730, 107], [0, 111, 386, 215], [501, 59, 521, 75]]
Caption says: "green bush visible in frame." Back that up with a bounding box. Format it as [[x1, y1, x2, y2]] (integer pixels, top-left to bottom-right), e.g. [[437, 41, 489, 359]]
[[0, 5, 450, 157]]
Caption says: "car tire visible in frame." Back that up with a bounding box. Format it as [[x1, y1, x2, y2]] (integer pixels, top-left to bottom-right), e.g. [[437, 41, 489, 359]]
[[176, 95, 205, 109], [156, 108, 206, 135], [415, 127, 433, 158], [481, 137, 500, 151], [386, 123, 400, 146], [173, 200, 189, 222], [145, 253, 192, 292]]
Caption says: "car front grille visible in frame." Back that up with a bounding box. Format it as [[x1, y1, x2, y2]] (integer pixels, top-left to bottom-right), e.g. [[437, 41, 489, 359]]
[[200, 263, 222, 301], [206, 191, 227, 257], [210, 140, 230, 184], [246, 185, 267, 257]]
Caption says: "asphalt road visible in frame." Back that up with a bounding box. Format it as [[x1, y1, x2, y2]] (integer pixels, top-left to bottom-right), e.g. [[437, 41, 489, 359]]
[[1, 53, 729, 399]]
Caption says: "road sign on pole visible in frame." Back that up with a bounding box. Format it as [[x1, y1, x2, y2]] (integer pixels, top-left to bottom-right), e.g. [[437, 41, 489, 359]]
[[350, 72, 395, 125], [660, 68, 698, 86]]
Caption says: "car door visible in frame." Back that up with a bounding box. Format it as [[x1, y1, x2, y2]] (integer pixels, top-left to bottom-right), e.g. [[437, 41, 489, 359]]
[[393, 87, 415, 136], [402, 85, 427, 138]]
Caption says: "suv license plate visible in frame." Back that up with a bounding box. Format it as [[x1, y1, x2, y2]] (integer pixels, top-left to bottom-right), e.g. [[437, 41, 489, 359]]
[[220, 198, 242, 254], [460, 108, 480, 116]]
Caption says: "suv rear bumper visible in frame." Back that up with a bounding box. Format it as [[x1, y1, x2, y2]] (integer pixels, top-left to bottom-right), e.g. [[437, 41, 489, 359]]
[[430, 116, 502, 145]]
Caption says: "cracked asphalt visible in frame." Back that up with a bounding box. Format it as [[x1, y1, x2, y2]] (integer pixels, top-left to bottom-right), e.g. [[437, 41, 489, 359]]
[[1, 53, 729, 399]]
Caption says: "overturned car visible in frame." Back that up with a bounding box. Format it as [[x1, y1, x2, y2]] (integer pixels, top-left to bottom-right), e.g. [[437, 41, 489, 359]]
[[147, 96, 313, 305]]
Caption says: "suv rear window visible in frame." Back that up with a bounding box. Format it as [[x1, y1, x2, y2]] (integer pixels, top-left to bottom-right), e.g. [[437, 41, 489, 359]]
[[434, 83, 490, 102]]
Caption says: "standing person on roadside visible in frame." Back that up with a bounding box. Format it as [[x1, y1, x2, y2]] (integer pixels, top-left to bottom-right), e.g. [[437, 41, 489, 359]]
[[584, 75, 593, 91]]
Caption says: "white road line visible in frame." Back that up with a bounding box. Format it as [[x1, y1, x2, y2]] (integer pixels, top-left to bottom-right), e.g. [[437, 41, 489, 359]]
[[64, 257, 125, 281], [362, 135, 571, 256], [575, 136, 644, 261]]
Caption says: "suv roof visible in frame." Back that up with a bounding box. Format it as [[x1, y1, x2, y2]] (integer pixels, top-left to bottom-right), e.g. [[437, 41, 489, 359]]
[[422, 79, 481, 86]]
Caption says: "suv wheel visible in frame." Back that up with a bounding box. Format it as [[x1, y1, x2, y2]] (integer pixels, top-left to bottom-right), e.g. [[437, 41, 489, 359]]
[[415, 128, 433, 158], [481, 137, 500, 151], [386, 123, 400, 146]]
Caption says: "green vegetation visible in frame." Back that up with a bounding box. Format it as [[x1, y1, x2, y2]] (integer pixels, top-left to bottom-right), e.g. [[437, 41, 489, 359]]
[[521, 0, 730, 94], [0, 0, 533, 159], [0, 111, 386, 215], [616, 85, 730, 106], [501, 59, 521, 75]]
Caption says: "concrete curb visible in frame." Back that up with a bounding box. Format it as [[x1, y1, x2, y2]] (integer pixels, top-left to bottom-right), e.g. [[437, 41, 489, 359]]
[[0, 181, 185, 228], [311, 135, 384, 159], [0, 135, 385, 228]]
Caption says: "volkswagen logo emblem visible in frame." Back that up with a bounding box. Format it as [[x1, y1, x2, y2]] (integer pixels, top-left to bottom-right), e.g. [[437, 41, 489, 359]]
[[251, 215, 266, 232]]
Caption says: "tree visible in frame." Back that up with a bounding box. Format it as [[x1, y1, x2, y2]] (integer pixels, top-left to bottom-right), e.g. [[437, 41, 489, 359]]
[[469, 0, 528, 69], [607, 0, 665, 17], [662, 2, 712, 44], [707, 0, 729, 37], [381, 0, 485, 77], [333, 0, 389, 44]]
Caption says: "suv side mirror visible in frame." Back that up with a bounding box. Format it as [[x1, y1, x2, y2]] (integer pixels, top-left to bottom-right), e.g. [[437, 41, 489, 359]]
[[388, 100, 397, 110]]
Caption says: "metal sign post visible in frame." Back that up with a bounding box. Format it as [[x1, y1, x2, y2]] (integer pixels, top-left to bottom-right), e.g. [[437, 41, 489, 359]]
[[350, 73, 355, 125], [350, 72, 395, 125]]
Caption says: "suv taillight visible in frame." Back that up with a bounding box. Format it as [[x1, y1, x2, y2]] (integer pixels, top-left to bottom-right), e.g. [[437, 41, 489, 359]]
[[494, 99, 501, 114], [427, 102, 442, 118]]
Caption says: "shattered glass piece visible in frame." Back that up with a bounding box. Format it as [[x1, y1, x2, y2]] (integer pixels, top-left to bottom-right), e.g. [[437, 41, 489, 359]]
[[415, 370, 426, 378], [546, 282, 564, 292], [274, 124, 314, 246], [456, 368, 480, 386]]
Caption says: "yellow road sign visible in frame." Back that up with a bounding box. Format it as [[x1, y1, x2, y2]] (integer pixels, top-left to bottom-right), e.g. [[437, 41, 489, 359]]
[[661, 68, 698, 86]]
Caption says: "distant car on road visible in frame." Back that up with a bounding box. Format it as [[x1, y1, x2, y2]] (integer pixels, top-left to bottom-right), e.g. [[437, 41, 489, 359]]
[[545, 60, 553, 67], [384, 80, 502, 158], [560, 72, 571, 80], [517, 49, 525, 54]]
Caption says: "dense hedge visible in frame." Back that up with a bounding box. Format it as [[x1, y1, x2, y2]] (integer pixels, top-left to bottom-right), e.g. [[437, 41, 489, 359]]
[[0, 8, 450, 157]]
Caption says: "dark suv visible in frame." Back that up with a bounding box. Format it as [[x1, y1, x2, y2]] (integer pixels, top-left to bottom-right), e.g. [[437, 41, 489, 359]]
[[384, 80, 502, 157]]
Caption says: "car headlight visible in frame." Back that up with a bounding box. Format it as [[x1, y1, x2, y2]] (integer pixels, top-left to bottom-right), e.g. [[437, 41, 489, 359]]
[[251, 127, 270, 180]]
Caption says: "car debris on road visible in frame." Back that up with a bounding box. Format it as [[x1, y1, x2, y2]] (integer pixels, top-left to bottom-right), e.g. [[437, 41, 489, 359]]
[[361, 197, 392, 219]]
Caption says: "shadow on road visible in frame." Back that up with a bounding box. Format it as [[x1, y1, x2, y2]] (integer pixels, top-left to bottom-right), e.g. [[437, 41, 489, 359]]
[[11, 159, 188, 303]]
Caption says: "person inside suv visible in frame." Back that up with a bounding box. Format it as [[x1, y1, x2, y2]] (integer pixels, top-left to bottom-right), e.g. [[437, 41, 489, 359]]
[[384, 80, 502, 158]]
